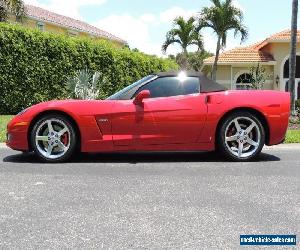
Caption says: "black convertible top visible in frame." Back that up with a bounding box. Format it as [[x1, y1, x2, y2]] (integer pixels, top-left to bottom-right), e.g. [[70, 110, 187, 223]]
[[155, 71, 227, 93]]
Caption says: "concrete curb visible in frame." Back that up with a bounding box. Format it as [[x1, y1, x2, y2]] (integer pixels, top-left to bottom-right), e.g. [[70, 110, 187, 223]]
[[264, 144, 300, 150], [1, 143, 300, 150]]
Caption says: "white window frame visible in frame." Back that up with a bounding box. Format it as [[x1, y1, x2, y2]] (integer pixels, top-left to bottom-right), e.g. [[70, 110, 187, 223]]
[[68, 30, 79, 37], [36, 21, 45, 32], [234, 71, 253, 90]]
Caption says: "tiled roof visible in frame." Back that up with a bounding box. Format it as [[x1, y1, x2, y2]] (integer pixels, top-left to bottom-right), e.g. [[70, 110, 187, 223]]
[[25, 5, 126, 44], [267, 29, 300, 41], [204, 30, 300, 64], [203, 46, 275, 64]]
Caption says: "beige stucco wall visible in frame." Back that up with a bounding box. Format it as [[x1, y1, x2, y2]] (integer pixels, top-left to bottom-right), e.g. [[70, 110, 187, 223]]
[[10, 17, 124, 47], [205, 64, 275, 90], [261, 42, 300, 91], [233, 65, 274, 90], [203, 41, 300, 90]]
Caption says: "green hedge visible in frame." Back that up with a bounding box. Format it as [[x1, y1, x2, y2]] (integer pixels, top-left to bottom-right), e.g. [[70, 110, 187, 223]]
[[0, 23, 178, 114], [295, 99, 300, 110]]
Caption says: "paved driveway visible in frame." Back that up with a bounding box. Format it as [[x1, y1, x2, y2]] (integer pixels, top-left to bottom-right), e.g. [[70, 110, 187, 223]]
[[0, 145, 299, 249]]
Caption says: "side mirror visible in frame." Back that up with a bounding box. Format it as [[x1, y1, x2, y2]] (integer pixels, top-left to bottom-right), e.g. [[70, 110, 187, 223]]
[[133, 90, 151, 105]]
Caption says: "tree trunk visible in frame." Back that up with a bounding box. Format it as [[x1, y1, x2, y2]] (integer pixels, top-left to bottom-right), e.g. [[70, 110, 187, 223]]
[[211, 36, 221, 81], [0, 4, 8, 22], [182, 48, 189, 70], [289, 0, 298, 115]]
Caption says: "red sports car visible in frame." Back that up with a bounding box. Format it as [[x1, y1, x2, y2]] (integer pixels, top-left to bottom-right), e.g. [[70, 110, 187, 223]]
[[6, 71, 290, 163]]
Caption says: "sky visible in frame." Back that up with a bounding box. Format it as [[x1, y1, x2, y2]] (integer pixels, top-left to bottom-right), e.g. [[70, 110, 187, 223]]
[[24, 0, 296, 57]]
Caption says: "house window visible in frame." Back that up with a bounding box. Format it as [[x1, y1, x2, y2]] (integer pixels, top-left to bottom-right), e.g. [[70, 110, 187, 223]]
[[285, 81, 289, 92], [283, 56, 300, 78], [286, 80, 300, 100], [36, 22, 45, 32], [68, 30, 79, 37], [236, 73, 253, 90]]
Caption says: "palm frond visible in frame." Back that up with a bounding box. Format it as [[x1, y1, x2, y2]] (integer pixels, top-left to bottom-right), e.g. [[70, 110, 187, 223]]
[[211, 0, 221, 8], [198, 0, 248, 47], [0, 0, 25, 22], [162, 30, 182, 53], [162, 16, 201, 54]]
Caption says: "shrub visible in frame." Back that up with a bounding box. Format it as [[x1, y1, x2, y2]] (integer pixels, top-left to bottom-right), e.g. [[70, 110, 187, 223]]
[[0, 23, 178, 114], [295, 99, 300, 117], [295, 99, 300, 109], [66, 68, 104, 100]]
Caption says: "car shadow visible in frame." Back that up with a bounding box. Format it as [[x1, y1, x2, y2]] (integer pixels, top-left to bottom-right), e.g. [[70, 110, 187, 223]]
[[3, 151, 280, 164]]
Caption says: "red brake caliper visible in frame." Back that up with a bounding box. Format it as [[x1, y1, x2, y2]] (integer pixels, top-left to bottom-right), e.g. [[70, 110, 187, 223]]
[[61, 133, 69, 146]]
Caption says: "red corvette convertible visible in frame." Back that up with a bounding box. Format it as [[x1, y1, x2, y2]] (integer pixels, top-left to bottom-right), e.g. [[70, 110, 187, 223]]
[[7, 71, 290, 163]]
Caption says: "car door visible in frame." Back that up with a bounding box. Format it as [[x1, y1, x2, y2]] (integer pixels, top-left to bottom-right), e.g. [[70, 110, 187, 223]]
[[133, 76, 207, 145], [110, 99, 157, 149]]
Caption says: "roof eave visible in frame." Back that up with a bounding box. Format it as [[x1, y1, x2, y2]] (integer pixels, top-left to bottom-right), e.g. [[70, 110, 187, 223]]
[[267, 39, 300, 43], [203, 61, 277, 66], [26, 15, 126, 45]]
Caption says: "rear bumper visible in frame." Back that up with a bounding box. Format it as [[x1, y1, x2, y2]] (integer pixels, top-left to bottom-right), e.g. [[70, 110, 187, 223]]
[[6, 116, 29, 151], [266, 111, 289, 146]]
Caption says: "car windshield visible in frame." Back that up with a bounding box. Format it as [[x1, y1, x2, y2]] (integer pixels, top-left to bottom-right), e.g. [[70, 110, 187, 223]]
[[107, 75, 156, 100]]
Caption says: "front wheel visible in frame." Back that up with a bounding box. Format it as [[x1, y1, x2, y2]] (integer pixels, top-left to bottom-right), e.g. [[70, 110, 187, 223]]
[[217, 112, 265, 161], [30, 114, 78, 163]]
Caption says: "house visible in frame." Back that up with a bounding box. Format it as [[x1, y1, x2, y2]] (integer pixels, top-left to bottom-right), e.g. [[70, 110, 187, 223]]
[[202, 30, 300, 99], [17, 5, 126, 47]]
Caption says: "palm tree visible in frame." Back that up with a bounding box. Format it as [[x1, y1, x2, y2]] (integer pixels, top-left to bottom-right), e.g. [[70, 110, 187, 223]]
[[199, 0, 248, 81], [289, 0, 298, 115], [0, 0, 25, 22], [66, 69, 103, 100], [162, 16, 204, 69]]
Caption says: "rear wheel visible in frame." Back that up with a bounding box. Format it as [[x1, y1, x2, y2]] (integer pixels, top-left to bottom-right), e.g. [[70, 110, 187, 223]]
[[30, 114, 77, 163], [217, 112, 265, 161]]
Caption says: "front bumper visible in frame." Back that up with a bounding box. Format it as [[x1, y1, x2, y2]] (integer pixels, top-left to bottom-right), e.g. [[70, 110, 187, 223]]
[[6, 116, 30, 151]]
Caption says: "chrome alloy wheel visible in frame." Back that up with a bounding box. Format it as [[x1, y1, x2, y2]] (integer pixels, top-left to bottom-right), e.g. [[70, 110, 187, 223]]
[[224, 116, 261, 158], [35, 118, 71, 160]]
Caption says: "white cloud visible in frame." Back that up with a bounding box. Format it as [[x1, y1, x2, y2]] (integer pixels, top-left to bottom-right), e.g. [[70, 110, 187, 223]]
[[94, 14, 157, 53], [140, 13, 157, 24], [94, 11, 191, 57], [24, 0, 107, 19], [24, 1, 242, 56], [202, 32, 217, 53], [95, 14, 149, 42], [160, 7, 197, 23], [94, 7, 201, 57], [202, 30, 245, 54]]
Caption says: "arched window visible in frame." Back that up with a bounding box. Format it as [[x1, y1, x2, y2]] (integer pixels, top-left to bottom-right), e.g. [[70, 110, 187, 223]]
[[283, 56, 300, 78], [286, 81, 300, 99], [285, 81, 289, 92], [236, 73, 253, 90]]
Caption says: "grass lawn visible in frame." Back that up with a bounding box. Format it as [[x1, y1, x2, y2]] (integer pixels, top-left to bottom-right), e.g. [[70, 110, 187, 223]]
[[284, 130, 300, 143], [0, 115, 300, 144], [0, 115, 13, 143]]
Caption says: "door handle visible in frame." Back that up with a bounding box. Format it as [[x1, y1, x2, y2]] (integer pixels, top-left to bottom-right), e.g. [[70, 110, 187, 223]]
[[205, 95, 211, 104]]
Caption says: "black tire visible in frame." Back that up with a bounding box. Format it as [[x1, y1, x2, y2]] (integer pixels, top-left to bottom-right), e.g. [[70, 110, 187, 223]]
[[30, 114, 78, 163], [217, 111, 265, 161]]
